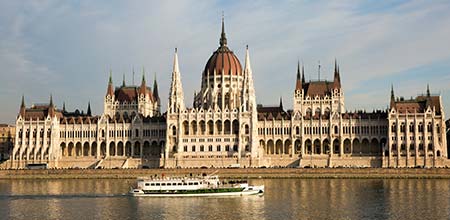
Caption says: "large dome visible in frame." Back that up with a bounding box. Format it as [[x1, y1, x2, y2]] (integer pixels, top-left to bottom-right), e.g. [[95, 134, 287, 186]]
[[203, 19, 242, 76]]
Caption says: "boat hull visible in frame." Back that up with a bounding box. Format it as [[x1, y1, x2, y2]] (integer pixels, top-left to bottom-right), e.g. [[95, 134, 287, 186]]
[[129, 186, 264, 197]]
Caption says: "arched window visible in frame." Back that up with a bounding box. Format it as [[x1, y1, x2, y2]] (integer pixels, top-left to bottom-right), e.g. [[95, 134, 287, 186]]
[[324, 108, 330, 117], [232, 120, 239, 134], [217, 93, 222, 108], [224, 93, 230, 109], [391, 123, 396, 132], [306, 108, 312, 117], [334, 126, 338, 134], [183, 121, 189, 135], [427, 122, 432, 132], [315, 108, 321, 117]]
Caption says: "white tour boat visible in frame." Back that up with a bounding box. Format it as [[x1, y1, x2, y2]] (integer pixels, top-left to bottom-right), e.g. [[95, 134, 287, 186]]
[[129, 173, 264, 197]]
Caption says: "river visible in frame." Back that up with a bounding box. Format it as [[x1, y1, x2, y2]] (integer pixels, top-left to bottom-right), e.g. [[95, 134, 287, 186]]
[[0, 178, 449, 219]]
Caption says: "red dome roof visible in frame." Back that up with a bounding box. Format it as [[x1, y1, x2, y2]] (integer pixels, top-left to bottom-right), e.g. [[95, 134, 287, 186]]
[[204, 49, 242, 76], [203, 19, 242, 76]]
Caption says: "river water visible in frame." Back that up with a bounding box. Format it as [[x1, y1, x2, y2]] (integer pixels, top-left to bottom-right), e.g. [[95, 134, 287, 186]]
[[0, 178, 449, 220]]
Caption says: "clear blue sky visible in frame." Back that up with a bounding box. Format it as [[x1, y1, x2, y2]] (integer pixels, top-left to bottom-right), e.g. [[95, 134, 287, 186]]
[[1, 0, 450, 124]]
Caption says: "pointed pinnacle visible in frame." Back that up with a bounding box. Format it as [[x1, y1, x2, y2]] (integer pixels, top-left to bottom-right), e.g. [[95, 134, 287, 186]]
[[21, 95, 25, 107], [109, 70, 113, 84], [49, 94, 53, 106]]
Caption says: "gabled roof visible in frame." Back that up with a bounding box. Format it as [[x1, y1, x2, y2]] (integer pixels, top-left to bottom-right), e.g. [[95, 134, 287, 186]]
[[303, 81, 334, 97], [115, 86, 155, 103], [257, 105, 291, 121], [393, 95, 441, 115]]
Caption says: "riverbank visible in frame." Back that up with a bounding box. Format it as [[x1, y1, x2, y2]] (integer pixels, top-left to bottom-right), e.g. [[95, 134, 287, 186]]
[[1, 168, 450, 179]]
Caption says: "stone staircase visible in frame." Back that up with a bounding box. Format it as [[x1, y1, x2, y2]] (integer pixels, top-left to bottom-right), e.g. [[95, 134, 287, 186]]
[[100, 157, 128, 169]]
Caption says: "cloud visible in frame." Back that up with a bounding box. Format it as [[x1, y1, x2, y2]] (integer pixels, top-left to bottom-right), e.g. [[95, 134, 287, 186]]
[[0, 0, 450, 123]]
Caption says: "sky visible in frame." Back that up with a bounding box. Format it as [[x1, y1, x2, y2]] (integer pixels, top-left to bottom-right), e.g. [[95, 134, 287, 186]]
[[1, 0, 450, 124]]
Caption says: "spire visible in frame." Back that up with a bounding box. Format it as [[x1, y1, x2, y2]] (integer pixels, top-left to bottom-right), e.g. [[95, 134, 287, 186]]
[[243, 45, 256, 112], [426, 84, 430, 97], [302, 64, 305, 84], [193, 90, 197, 108], [295, 60, 302, 91], [390, 84, 395, 109], [335, 58, 338, 73], [244, 45, 251, 71], [142, 69, 146, 84], [19, 95, 26, 117], [49, 94, 54, 107], [87, 101, 91, 116], [333, 59, 341, 89], [153, 73, 160, 102], [168, 48, 185, 113], [106, 70, 114, 97], [218, 13, 230, 52], [48, 94, 55, 117], [122, 74, 126, 87], [139, 67, 147, 95], [220, 13, 227, 47], [21, 95, 25, 108], [109, 70, 112, 84], [173, 48, 180, 73], [391, 84, 395, 100], [63, 102, 66, 112], [279, 96, 283, 110]]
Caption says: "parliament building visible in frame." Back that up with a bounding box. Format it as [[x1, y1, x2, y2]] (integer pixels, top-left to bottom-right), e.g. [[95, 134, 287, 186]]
[[8, 20, 449, 169]]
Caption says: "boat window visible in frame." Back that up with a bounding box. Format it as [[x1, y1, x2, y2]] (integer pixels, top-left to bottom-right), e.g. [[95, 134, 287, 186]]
[[167, 183, 171, 186], [156, 183, 160, 186], [145, 183, 150, 186], [194, 182, 199, 185], [162, 183, 166, 186], [183, 183, 187, 185], [151, 183, 155, 186], [188, 182, 193, 185], [178, 183, 182, 186]]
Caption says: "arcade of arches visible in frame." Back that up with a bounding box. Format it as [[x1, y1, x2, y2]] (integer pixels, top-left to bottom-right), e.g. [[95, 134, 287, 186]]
[[260, 138, 386, 156], [60, 140, 165, 158]]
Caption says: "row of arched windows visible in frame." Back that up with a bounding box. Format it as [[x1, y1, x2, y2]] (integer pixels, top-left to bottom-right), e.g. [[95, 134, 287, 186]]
[[391, 122, 440, 134], [179, 120, 246, 136], [182, 144, 239, 152], [18, 128, 51, 139]]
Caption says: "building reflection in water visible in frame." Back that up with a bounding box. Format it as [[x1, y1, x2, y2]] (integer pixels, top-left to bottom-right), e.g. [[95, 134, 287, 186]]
[[0, 178, 449, 219]]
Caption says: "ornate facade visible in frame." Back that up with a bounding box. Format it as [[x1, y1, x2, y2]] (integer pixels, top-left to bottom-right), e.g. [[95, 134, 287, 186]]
[[6, 20, 449, 169]]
